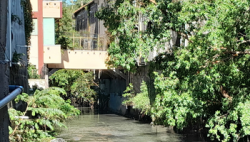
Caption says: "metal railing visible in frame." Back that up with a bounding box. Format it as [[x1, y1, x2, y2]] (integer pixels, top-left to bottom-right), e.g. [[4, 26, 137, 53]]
[[0, 85, 23, 109], [68, 33, 109, 51]]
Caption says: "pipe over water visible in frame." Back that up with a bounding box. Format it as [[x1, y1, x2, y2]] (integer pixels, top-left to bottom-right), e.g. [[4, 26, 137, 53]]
[[0, 85, 23, 109]]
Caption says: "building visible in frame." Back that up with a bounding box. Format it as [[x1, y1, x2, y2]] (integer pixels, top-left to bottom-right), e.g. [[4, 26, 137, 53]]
[[73, 0, 107, 51], [71, 1, 128, 114], [70, 0, 179, 115], [46, 0, 109, 70], [29, 0, 63, 76]]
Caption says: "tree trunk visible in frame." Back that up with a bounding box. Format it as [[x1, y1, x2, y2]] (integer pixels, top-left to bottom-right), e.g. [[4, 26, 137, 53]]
[[0, 0, 9, 141]]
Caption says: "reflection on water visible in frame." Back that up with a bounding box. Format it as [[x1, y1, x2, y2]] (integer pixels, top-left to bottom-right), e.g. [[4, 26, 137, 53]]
[[56, 107, 206, 142]]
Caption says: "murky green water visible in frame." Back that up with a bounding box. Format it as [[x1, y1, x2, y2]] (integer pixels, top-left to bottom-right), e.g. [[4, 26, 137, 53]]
[[57, 107, 205, 142]]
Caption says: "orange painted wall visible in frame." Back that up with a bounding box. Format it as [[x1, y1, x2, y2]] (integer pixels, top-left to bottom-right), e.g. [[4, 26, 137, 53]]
[[37, 0, 44, 75]]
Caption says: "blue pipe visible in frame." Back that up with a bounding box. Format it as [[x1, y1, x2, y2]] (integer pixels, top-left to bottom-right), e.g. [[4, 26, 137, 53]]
[[0, 85, 23, 109], [9, 85, 23, 92]]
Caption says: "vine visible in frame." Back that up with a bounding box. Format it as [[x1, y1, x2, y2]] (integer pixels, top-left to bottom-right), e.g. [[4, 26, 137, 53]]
[[21, 0, 33, 59]]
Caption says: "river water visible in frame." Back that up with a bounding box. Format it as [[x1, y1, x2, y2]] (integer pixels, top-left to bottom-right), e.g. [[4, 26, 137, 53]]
[[56, 107, 205, 142]]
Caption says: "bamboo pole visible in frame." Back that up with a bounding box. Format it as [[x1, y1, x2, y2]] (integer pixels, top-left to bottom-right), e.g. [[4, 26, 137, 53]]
[[80, 37, 82, 49], [73, 32, 75, 46], [97, 34, 100, 50]]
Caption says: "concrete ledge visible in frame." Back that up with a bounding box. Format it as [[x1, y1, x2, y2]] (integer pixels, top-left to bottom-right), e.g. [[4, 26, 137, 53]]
[[28, 79, 46, 90]]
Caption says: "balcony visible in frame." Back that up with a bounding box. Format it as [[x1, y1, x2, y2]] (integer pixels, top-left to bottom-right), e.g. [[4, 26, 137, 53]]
[[67, 33, 108, 51], [45, 33, 109, 69]]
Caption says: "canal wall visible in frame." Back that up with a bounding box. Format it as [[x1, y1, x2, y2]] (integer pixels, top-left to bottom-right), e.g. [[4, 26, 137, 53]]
[[109, 93, 126, 115], [129, 66, 150, 93], [99, 66, 153, 118], [99, 78, 127, 115]]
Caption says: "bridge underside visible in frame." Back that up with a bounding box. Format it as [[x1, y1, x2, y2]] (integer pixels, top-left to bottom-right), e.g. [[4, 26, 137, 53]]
[[45, 48, 128, 87], [45, 49, 108, 70]]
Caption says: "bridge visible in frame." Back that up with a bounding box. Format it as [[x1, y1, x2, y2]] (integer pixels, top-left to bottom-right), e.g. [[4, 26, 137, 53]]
[[44, 35, 109, 70]]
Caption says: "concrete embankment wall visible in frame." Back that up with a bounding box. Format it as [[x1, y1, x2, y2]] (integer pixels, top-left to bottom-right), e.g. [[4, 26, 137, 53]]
[[28, 79, 46, 90], [99, 78, 127, 115], [99, 66, 152, 118]]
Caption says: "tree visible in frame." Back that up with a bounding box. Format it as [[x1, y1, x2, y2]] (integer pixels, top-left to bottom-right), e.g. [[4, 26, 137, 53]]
[[96, 0, 175, 71], [49, 69, 97, 106], [97, 0, 250, 141], [123, 81, 151, 115], [9, 87, 80, 141], [27, 63, 40, 79], [56, 0, 91, 49]]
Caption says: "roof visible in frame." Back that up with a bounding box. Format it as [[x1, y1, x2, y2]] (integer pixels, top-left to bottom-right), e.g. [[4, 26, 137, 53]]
[[72, 1, 94, 18]]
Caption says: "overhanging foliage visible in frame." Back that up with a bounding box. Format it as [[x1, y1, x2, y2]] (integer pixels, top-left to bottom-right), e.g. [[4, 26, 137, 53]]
[[97, 0, 250, 141], [9, 87, 80, 142], [49, 69, 97, 103]]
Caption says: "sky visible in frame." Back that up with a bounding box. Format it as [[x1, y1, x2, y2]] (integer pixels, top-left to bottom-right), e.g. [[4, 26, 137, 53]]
[[64, 0, 72, 4]]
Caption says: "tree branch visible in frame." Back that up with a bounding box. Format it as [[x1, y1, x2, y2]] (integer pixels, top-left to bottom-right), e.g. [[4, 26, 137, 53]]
[[10, 101, 30, 137], [177, 31, 193, 43], [149, 0, 157, 4], [238, 40, 250, 45], [220, 86, 232, 102]]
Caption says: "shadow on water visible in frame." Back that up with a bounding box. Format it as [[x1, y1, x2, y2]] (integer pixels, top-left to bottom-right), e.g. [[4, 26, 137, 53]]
[[56, 107, 208, 142]]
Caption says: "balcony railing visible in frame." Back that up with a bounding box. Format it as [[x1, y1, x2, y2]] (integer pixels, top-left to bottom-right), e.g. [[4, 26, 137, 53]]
[[68, 33, 108, 51]]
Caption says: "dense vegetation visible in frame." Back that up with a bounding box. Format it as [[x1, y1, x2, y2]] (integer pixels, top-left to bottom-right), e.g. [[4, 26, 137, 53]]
[[97, 0, 250, 141], [27, 64, 40, 79], [49, 69, 97, 106], [9, 87, 80, 142], [8, 1, 99, 141], [123, 81, 151, 115], [21, 0, 33, 46]]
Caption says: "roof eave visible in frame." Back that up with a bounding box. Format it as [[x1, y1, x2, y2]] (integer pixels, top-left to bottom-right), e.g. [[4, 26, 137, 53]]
[[72, 1, 94, 18]]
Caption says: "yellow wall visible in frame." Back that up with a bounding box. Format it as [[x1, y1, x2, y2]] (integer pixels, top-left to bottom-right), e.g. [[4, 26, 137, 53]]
[[30, 0, 38, 11], [44, 45, 61, 63], [43, 1, 61, 18], [47, 50, 108, 69], [29, 36, 39, 68]]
